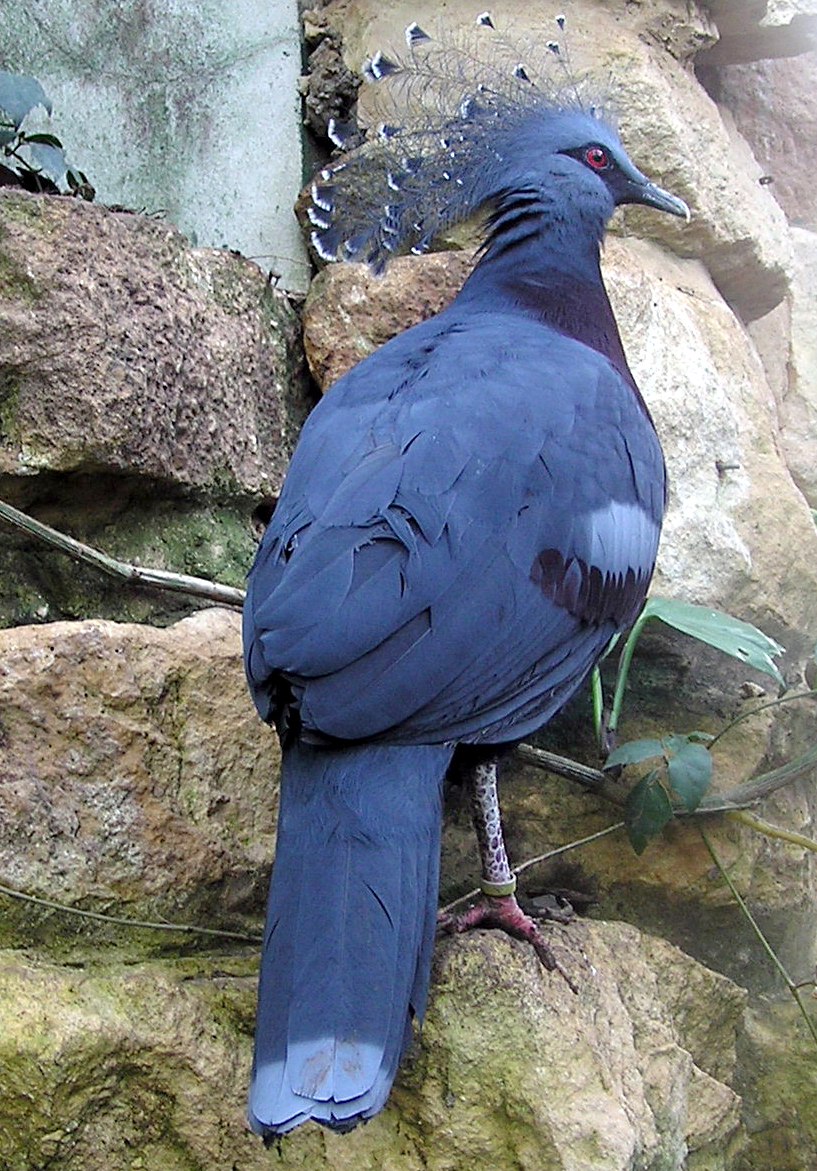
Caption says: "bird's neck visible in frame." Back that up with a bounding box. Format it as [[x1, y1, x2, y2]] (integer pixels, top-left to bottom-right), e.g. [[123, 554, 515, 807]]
[[455, 191, 636, 389]]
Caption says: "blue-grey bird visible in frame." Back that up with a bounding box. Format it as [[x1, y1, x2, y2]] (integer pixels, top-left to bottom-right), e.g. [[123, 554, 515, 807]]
[[243, 15, 688, 1137]]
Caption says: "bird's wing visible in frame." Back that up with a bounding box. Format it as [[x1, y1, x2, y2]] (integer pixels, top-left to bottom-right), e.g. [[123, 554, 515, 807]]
[[244, 311, 665, 743]]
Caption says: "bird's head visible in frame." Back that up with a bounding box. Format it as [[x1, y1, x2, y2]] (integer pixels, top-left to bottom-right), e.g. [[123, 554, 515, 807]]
[[490, 108, 689, 223], [306, 20, 689, 272]]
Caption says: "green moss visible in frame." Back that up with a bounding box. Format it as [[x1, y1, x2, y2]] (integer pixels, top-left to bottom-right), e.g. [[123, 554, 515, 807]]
[[0, 232, 41, 303], [0, 476, 256, 629], [0, 372, 22, 440], [0, 952, 258, 1171], [737, 1001, 817, 1171], [0, 191, 49, 226]]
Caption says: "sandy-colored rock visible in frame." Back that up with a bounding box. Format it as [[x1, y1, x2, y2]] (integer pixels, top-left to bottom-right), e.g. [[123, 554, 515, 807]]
[[706, 52, 817, 230], [0, 609, 277, 947], [0, 190, 309, 494], [303, 251, 474, 390], [302, 237, 817, 1001], [606, 236, 817, 640], [307, 242, 817, 994], [697, 0, 817, 64], [447, 740, 817, 993], [779, 227, 817, 506], [315, 0, 792, 321], [0, 922, 748, 1171]]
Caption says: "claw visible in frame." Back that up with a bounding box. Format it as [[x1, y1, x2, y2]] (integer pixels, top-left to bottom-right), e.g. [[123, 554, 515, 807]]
[[437, 892, 579, 994]]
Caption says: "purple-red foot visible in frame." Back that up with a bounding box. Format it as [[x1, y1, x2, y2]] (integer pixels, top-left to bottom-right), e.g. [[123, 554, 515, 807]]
[[437, 893, 579, 994]]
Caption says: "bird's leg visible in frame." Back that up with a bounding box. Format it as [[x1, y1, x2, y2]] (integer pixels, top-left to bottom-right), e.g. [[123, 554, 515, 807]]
[[438, 758, 578, 993]]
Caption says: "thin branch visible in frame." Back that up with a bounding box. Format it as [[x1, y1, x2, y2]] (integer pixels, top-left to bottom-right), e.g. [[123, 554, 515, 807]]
[[438, 822, 625, 915], [515, 743, 607, 789], [516, 739, 817, 813], [726, 809, 817, 854], [699, 829, 817, 1049], [0, 881, 262, 943], [0, 499, 246, 609]]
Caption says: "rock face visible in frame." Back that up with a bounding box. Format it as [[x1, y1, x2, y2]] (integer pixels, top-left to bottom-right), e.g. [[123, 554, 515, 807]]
[[303, 242, 817, 641], [0, 609, 277, 948], [706, 51, 817, 230], [1, 0, 816, 1169], [705, 52, 817, 507], [320, 0, 793, 322], [0, 192, 307, 494], [0, 925, 747, 1171], [0, 191, 311, 628]]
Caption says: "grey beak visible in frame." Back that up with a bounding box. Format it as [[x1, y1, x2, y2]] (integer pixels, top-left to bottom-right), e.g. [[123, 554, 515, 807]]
[[634, 179, 691, 222]]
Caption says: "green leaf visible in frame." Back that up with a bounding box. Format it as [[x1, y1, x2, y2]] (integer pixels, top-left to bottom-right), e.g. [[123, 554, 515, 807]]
[[625, 771, 674, 854], [0, 71, 51, 129], [605, 738, 665, 769], [25, 139, 68, 181], [667, 741, 713, 812], [642, 596, 784, 685], [23, 132, 63, 148]]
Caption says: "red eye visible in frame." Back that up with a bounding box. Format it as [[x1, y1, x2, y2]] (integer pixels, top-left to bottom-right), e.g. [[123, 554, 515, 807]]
[[585, 146, 609, 170]]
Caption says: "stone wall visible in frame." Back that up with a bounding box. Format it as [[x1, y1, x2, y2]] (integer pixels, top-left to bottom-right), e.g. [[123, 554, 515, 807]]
[[1, 1, 816, 1168], [0, 0, 309, 291]]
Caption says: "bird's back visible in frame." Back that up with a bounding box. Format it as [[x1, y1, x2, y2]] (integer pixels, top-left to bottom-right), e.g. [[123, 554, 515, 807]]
[[244, 302, 665, 746]]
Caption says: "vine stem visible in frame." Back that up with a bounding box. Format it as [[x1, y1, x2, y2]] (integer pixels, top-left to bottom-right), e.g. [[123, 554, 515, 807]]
[[591, 666, 604, 744], [708, 689, 817, 749], [0, 881, 262, 943], [607, 608, 650, 736], [726, 810, 817, 854], [699, 829, 817, 1049]]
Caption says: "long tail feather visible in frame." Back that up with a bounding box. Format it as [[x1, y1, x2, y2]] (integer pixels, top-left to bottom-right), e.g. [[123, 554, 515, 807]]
[[248, 740, 454, 1136]]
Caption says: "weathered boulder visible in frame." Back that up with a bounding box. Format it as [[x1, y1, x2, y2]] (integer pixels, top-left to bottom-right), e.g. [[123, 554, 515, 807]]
[[0, 190, 311, 628], [0, 923, 748, 1171], [303, 244, 817, 997], [697, 0, 817, 64], [692, 52, 817, 504], [303, 251, 474, 389], [0, 191, 307, 493], [782, 227, 817, 506], [0, 608, 277, 950], [704, 51, 817, 230]]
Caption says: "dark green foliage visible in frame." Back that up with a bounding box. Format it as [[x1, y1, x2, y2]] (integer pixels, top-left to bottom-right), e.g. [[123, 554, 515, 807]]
[[602, 596, 782, 853], [607, 731, 714, 853], [0, 70, 93, 198], [623, 770, 674, 855]]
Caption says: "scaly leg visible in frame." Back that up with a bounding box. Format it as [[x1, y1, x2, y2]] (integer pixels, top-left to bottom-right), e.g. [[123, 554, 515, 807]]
[[438, 757, 578, 993]]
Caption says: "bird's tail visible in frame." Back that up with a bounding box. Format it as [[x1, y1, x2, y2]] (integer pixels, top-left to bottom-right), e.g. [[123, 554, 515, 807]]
[[248, 739, 454, 1136]]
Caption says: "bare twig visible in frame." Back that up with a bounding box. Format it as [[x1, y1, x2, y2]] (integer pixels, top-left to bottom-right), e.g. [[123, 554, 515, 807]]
[[438, 822, 625, 915], [726, 810, 817, 854], [516, 739, 817, 813], [0, 881, 262, 943], [0, 499, 246, 609], [515, 743, 607, 789]]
